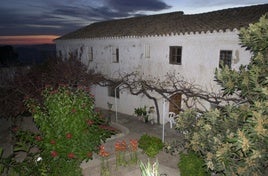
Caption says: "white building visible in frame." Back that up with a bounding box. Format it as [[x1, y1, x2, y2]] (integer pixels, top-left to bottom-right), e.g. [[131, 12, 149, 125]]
[[55, 4, 268, 123]]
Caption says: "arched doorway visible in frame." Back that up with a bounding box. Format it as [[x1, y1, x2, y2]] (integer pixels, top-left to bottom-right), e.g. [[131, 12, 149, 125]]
[[169, 93, 182, 114]]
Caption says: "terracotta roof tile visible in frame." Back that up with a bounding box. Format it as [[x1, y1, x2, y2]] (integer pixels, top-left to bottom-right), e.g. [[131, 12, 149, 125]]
[[57, 4, 268, 40]]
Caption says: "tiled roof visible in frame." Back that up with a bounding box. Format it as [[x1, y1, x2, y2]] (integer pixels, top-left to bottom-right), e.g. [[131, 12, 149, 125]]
[[57, 4, 268, 40]]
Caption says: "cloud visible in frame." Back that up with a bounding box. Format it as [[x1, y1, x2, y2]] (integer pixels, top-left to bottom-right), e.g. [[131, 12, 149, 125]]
[[0, 0, 171, 36], [1, 0, 265, 37], [106, 0, 171, 13]]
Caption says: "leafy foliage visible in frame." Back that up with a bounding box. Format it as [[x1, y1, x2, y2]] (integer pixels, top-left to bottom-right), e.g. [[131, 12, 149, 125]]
[[3, 85, 115, 175], [176, 15, 268, 175], [138, 134, 164, 158], [178, 151, 209, 176]]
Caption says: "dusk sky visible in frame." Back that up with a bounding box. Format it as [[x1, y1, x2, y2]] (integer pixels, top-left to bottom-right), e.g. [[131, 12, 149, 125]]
[[0, 0, 267, 45]]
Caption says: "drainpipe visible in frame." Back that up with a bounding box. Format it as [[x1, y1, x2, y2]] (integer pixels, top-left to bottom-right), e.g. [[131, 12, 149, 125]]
[[114, 84, 121, 123], [162, 99, 166, 142]]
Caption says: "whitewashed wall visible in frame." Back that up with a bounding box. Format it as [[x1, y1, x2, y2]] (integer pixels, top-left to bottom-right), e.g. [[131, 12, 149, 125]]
[[56, 30, 252, 123]]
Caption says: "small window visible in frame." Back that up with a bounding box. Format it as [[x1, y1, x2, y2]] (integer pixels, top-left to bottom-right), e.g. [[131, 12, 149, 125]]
[[88, 47, 93, 61], [219, 50, 232, 68], [112, 47, 119, 63], [169, 46, 182, 65], [144, 44, 150, 58], [108, 86, 120, 98]]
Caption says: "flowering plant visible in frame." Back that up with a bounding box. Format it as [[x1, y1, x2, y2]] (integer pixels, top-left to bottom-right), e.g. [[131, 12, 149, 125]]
[[115, 140, 128, 167], [129, 139, 138, 164], [99, 145, 110, 176], [21, 85, 115, 175]]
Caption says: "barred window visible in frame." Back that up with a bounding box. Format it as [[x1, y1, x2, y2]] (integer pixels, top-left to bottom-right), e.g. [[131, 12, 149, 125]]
[[111, 47, 119, 63], [219, 50, 232, 68], [88, 47, 93, 61]]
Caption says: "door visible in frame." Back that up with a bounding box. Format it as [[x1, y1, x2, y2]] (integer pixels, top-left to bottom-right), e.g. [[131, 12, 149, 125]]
[[169, 93, 182, 114]]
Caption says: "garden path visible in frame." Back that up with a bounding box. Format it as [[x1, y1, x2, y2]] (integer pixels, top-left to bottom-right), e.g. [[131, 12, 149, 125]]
[[81, 109, 182, 176]]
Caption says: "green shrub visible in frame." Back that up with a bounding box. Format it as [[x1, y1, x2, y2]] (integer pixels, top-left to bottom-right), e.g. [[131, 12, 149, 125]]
[[176, 15, 268, 175], [3, 85, 115, 175], [138, 134, 164, 158], [178, 151, 209, 176]]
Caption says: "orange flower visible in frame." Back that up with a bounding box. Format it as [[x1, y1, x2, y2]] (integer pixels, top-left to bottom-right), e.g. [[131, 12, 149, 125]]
[[121, 140, 127, 151], [114, 140, 127, 152], [129, 139, 138, 151], [115, 141, 121, 151], [99, 145, 109, 157]]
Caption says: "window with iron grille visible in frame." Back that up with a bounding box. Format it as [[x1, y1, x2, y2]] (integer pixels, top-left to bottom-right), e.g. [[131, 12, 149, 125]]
[[219, 50, 232, 68], [112, 47, 119, 63], [169, 46, 182, 65], [88, 47, 93, 61]]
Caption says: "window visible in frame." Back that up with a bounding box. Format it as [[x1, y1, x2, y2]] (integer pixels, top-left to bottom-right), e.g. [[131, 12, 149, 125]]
[[108, 85, 120, 98], [88, 47, 93, 61], [112, 47, 119, 63], [144, 44, 150, 58], [169, 46, 182, 65], [219, 50, 232, 68]]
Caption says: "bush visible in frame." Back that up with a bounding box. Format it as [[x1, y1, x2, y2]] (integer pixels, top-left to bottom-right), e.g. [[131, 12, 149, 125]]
[[5, 85, 115, 175], [138, 134, 164, 158], [178, 151, 209, 176], [176, 15, 268, 175]]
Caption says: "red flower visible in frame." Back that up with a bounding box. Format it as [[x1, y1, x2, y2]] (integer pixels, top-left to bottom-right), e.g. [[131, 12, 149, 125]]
[[86, 119, 94, 125], [35, 135, 42, 141], [68, 152, 75, 159], [51, 151, 58, 157], [71, 108, 76, 113], [50, 140, 56, 144], [66, 133, 72, 139]]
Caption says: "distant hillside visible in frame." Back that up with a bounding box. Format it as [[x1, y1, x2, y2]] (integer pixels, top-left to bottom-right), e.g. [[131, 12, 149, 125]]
[[14, 44, 56, 65]]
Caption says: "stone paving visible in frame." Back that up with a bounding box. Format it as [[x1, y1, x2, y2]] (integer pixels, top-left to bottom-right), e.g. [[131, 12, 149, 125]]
[[81, 109, 182, 176]]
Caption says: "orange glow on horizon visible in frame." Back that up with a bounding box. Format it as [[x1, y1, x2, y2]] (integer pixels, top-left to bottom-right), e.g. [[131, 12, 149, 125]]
[[0, 35, 60, 45]]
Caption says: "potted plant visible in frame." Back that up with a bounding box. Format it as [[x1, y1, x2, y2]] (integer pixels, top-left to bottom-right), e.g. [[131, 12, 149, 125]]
[[142, 106, 149, 123], [134, 107, 145, 120], [135, 106, 149, 122]]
